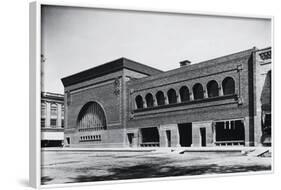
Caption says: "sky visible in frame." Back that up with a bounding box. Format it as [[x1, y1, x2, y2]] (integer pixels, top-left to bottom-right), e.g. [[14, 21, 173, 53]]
[[41, 5, 271, 94]]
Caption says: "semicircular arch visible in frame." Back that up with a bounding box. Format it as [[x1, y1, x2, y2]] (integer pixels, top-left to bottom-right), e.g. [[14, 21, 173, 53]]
[[77, 101, 107, 130]]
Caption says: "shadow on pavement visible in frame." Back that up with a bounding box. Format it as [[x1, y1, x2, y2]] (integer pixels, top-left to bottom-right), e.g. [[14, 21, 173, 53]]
[[68, 163, 271, 183], [41, 176, 54, 185]]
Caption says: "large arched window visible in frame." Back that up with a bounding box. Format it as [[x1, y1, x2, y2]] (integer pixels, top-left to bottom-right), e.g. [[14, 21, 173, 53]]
[[77, 101, 107, 130], [135, 95, 144, 109], [193, 83, 204, 100], [145, 93, 154, 108], [179, 86, 190, 102], [222, 77, 235, 95], [167, 89, 177, 104], [207, 80, 219, 98], [156, 91, 165, 106]]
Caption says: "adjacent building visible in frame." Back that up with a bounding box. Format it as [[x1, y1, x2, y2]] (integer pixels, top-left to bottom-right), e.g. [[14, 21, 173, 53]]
[[255, 47, 272, 146], [61, 47, 272, 148], [41, 92, 64, 147]]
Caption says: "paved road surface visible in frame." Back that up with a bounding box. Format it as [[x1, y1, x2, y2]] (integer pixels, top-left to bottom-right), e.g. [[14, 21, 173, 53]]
[[41, 150, 271, 185]]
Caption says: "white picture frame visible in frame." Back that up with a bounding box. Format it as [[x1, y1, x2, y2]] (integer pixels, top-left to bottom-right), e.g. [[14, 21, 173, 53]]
[[29, 1, 273, 189]]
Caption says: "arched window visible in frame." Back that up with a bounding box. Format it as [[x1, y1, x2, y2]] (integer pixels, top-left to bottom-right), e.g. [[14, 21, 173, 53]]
[[135, 95, 144, 109], [222, 77, 235, 95], [193, 83, 204, 100], [156, 91, 165, 106], [77, 101, 107, 130], [207, 80, 219, 98], [145, 93, 154, 108], [179, 86, 190, 102], [167, 89, 177, 104]]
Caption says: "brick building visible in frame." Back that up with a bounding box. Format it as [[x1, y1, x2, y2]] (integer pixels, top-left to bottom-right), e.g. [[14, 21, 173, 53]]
[[255, 47, 272, 146], [41, 92, 64, 147], [61, 47, 271, 148]]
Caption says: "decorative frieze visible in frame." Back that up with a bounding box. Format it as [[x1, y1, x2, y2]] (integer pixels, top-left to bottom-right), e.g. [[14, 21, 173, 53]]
[[113, 78, 121, 96], [259, 51, 271, 61]]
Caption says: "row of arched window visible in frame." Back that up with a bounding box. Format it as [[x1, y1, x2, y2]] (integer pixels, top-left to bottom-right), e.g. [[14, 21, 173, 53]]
[[135, 77, 235, 109]]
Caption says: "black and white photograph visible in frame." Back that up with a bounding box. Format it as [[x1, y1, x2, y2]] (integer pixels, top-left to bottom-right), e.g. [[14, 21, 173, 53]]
[[39, 3, 272, 187]]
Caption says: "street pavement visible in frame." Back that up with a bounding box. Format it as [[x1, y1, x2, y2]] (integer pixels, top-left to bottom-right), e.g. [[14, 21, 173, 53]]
[[41, 149, 271, 185]]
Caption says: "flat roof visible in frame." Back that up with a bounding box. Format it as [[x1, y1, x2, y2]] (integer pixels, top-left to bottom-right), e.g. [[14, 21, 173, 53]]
[[128, 47, 260, 86], [41, 92, 64, 101], [61, 57, 163, 87]]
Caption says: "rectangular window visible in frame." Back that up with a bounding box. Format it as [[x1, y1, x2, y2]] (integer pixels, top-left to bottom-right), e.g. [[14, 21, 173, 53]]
[[41, 103, 46, 117], [265, 114, 271, 127], [41, 118, 45, 128], [231, 120, 235, 130], [50, 119, 57, 126], [61, 105, 64, 118], [225, 121, 230, 130], [51, 104, 57, 117], [61, 119, 64, 128]]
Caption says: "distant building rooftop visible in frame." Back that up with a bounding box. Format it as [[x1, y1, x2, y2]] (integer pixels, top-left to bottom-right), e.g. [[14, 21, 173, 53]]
[[61, 57, 163, 87], [41, 92, 64, 101]]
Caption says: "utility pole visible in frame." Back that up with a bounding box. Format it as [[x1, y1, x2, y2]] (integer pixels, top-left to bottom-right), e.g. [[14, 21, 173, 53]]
[[41, 54, 46, 93]]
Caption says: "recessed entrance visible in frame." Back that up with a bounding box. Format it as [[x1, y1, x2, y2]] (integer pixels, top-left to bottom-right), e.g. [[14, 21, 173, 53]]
[[127, 133, 134, 147], [140, 127, 160, 147], [166, 130, 171, 147], [200, 128, 206, 147], [215, 120, 245, 146], [178, 123, 192, 147], [66, 137, 70, 145]]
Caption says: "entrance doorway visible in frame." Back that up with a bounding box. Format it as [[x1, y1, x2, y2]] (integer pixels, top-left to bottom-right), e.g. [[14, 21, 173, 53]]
[[215, 120, 245, 146], [140, 127, 160, 147], [41, 140, 63, 147], [127, 133, 134, 147], [200, 128, 206, 147], [166, 130, 171, 147], [66, 137, 70, 145], [178, 123, 192, 147]]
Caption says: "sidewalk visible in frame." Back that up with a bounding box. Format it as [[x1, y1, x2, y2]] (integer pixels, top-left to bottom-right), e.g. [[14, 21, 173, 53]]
[[41, 146, 271, 154]]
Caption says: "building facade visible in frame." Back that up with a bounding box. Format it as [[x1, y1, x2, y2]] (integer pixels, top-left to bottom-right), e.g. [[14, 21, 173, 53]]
[[61, 47, 272, 148], [255, 48, 272, 146], [41, 92, 64, 147]]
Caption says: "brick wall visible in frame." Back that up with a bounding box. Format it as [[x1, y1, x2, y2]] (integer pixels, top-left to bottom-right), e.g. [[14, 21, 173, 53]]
[[127, 48, 257, 146]]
